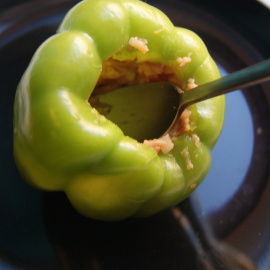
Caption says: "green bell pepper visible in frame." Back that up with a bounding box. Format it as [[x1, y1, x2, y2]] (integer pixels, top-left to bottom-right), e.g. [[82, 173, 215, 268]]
[[13, 0, 225, 221]]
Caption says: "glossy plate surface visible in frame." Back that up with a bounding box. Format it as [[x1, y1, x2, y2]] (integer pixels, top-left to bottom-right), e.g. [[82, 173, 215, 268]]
[[0, 0, 270, 269]]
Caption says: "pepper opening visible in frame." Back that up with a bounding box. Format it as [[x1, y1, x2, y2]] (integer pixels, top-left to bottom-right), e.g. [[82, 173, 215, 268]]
[[89, 57, 193, 151]]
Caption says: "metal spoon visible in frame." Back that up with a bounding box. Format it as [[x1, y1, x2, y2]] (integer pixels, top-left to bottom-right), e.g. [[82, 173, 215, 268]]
[[91, 59, 270, 142]]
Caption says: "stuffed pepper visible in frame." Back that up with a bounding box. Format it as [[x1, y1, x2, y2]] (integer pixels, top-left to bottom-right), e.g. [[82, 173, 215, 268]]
[[13, 0, 225, 221]]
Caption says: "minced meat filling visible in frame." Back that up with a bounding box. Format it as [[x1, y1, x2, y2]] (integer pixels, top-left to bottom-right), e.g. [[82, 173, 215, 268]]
[[93, 57, 182, 94]]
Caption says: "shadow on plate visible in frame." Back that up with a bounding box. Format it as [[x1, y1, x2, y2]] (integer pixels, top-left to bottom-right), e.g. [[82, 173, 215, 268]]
[[42, 192, 257, 270]]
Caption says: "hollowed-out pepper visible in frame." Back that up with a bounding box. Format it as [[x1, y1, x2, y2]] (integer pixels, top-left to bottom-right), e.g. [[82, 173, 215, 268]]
[[13, 0, 225, 221]]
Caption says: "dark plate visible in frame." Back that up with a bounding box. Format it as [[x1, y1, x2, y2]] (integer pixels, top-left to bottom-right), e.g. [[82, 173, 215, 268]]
[[0, 0, 270, 269]]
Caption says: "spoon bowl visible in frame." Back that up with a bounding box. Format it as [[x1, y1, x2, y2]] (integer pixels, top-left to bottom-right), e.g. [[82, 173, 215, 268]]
[[90, 82, 180, 142], [91, 59, 270, 141]]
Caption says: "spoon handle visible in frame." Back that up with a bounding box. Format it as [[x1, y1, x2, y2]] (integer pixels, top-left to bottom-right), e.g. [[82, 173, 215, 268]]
[[180, 59, 270, 109]]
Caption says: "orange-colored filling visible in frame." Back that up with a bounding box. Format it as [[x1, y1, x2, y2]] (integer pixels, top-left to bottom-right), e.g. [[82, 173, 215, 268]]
[[93, 57, 182, 94]]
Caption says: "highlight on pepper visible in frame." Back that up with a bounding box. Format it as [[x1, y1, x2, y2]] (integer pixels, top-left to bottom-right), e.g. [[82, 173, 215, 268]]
[[13, 0, 225, 221]]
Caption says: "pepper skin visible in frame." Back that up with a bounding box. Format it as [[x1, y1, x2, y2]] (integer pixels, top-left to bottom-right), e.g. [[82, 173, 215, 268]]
[[13, 0, 225, 221]]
